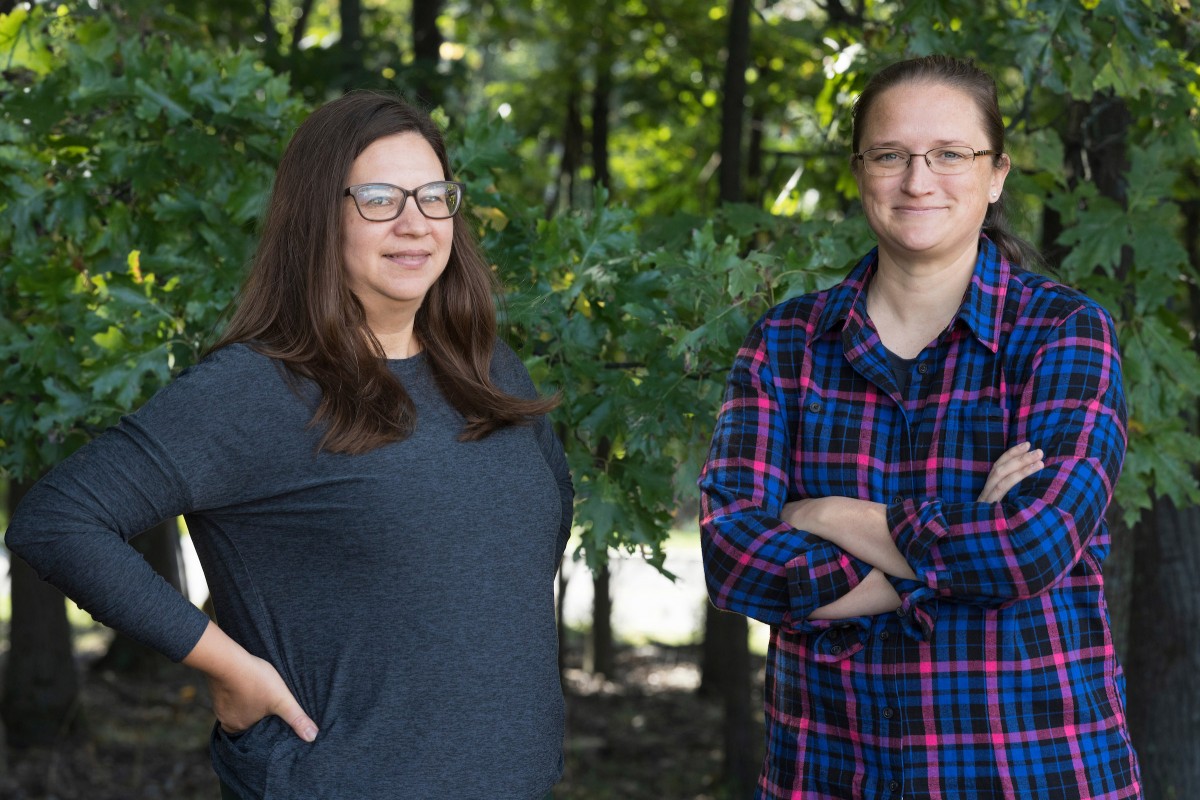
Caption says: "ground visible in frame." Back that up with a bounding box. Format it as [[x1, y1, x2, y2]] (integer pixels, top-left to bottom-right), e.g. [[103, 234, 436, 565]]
[[0, 634, 766, 800]]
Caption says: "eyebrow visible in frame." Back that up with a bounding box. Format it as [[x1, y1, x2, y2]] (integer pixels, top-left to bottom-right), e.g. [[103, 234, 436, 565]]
[[864, 139, 974, 150]]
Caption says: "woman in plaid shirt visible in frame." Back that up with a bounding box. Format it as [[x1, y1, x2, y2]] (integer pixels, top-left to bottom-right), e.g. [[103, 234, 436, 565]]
[[699, 55, 1141, 799]]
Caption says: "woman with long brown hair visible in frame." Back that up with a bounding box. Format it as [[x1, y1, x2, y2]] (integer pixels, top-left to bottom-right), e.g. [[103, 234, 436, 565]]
[[7, 91, 574, 799]]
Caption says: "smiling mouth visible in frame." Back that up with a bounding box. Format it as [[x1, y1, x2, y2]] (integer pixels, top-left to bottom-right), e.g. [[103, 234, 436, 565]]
[[385, 252, 428, 265]]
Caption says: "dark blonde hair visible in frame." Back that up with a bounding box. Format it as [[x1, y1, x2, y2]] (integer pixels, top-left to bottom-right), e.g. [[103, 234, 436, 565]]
[[212, 91, 556, 453], [851, 54, 1042, 268]]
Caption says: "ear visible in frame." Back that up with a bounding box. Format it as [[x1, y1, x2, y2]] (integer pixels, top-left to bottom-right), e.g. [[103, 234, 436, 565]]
[[989, 153, 1011, 200], [850, 154, 866, 195]]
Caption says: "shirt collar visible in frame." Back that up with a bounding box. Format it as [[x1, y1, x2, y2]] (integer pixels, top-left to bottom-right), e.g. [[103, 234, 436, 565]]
[[813, 235, 1010, 354], [956, 235, 1008, 354]]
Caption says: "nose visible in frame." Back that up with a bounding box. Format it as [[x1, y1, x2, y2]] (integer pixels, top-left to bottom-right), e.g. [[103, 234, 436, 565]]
[[900, 153, 936, 194], [391, 196, 432, 233]]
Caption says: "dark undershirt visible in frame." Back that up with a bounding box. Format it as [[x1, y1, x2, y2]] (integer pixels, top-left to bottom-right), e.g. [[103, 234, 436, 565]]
[[884, 347, 918, 396]]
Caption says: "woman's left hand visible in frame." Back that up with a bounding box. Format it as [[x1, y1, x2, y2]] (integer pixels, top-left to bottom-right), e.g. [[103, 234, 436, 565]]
[[977, 441, 1044, 503]]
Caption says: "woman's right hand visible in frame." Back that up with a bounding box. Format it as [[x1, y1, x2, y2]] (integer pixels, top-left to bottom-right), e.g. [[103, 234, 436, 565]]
[[184, 620, 319, 742], [977, 441, 1044, 503]]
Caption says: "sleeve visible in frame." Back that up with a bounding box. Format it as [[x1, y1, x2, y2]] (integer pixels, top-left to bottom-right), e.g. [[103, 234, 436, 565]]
[[4, 411, 211, 663], [699, 317, 875, 632], [535, 415, 575, 565], [889, 304, 1126, 606], [492, 339, 575, 565]]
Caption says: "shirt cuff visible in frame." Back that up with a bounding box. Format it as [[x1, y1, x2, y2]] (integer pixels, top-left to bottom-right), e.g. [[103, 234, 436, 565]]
[[887, 575, 937, 640], [784, 541, 874, 632], [888, 497, 951, 587]]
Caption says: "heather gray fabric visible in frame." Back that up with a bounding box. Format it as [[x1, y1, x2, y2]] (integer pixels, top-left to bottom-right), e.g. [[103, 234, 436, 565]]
[[6, 342, 574, 800]]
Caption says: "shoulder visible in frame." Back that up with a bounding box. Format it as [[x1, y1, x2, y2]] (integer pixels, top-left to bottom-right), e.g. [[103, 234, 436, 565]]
[[999, 268, 1121, 385], [180, 341, 275, 378], [489, 338, 538, 396], [133, 343, 295, 427], [748, 283, 839, 354], [1006, 267, 1118, 339], [162, 343, 284, 399]]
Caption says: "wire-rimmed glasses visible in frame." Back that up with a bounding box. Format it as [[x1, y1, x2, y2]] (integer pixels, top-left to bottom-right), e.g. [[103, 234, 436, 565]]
[[853, 146, 999, 177]]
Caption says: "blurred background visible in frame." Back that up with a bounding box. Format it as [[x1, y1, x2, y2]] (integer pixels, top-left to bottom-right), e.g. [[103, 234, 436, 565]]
[[1, 1, 1198, 797]]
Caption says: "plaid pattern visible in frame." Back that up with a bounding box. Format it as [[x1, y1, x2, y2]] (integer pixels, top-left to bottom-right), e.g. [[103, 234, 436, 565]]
[[699, 237, 1141, 799]]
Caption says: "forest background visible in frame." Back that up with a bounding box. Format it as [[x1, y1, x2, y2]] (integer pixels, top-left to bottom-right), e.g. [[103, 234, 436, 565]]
[[0, 0, 1198, 798]]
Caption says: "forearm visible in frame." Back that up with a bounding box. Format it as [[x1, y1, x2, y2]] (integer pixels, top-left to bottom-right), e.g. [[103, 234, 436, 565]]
[[182, 620, 255, 680], [788, 496, 917, 580], [807, 568, 901, 620], [6, 452, 210, 662], [702, 509, 872, 625]]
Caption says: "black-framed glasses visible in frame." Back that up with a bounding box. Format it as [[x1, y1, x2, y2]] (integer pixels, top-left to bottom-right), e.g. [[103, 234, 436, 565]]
[[344, 180, 465, 221], [853, 146, 999, 177]]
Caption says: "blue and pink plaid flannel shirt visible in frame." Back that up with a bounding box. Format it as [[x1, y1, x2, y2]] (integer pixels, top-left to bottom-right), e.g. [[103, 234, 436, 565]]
[[699, 236, 1141, 799]]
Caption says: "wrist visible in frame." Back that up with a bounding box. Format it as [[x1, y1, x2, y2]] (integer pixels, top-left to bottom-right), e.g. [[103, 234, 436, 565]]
[[183, 621, 252, 680]]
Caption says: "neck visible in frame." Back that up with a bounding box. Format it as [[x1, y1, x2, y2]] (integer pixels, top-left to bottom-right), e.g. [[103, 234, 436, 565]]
[[364, 312, 420, 359], [867, 245, 977, 359]]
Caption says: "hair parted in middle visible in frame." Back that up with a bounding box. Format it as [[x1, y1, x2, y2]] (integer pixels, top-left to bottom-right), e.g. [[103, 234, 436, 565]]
[[212, 90, 556, 454]]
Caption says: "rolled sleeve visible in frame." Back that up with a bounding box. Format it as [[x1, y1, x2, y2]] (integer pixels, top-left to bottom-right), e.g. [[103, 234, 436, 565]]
[[889, 305, 1126, 608], [700, 317, 874, 630]]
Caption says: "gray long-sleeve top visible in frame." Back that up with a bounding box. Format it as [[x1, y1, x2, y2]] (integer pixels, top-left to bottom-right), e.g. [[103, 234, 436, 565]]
[[5, 341, 575, 799]]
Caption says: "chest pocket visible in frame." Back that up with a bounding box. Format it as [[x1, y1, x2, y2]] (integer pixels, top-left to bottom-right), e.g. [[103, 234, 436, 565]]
[[796, 395, 874, 498], [929, 405, 1008, 501]]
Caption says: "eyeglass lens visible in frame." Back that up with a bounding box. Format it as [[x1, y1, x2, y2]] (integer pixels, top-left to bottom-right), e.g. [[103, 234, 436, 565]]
[[350, 182, 463, 220], [860, 147, 982, 176]]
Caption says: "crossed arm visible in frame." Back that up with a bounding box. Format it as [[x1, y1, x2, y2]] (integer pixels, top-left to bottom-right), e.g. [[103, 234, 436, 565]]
[[800, 442, 1045, 620]]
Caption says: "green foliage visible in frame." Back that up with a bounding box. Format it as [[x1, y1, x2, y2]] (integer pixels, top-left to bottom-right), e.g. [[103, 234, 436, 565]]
[[3, 0, 1198, 565], [0, 9, 306, 478]]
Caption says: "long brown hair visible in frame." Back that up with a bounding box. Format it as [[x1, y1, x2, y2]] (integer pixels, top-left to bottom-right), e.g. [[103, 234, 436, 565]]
[[850, 54, 1043, 269], [211, 91, 556, 453]]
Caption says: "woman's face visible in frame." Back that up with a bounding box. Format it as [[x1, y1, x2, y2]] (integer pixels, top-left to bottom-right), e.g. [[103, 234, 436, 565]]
[[341, 132, 455, 326], [854, 81, 1009, 270]]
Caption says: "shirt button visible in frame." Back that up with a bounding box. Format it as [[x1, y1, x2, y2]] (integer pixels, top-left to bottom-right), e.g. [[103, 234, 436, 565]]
[[807, 401, 821, 412], [917, 363, 929, 374], [890, 495, 903, 505], [831, 645, 842, 654], [889, 780, 900, 791], [896, 607, 907, 618], [879, 631, 890, 641], [882, 707, 895, 719]]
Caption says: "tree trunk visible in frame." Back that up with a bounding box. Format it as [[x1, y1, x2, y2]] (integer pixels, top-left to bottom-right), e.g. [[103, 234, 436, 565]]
[[92, 518, 187, 675], [703, 605, 756, 795], [259, 0, 278, 61], [591, 54, 612, 192], [1125, 498, 1200, 797], [339, 0, 364, 91], [289, 0, 316, 72], [1042, 100, 1089, 266], [705, 1, 757, 791], [747, 99, 766, 206], [1125, 163, 1200, 798], [1, 479, 83, 748], [1103, 511, 1134, 665], [556, 564, 569, 675], [587, 563, 614, 677], [718, 0, 751, 205], [411, 0, 444, 109], [547, 82, 584, 216]]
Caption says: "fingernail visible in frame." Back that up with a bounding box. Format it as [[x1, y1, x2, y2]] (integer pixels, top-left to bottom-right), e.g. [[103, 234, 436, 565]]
[[302, 726, 318, 742]]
